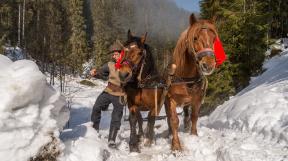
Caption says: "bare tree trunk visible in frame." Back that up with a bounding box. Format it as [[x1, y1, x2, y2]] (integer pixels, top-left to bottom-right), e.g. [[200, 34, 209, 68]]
[[52, 63, 55, 85], [243, 0, 246, 13], [60, 65, 64, 92], [18, 4, 21, 46], [63, 66, 66, 93], [49, 64, 52, 85], [22, 0, 26, 48]]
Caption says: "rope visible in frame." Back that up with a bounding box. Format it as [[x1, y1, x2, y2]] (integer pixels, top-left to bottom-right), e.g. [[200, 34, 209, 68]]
[[154, 86, 158, 116]]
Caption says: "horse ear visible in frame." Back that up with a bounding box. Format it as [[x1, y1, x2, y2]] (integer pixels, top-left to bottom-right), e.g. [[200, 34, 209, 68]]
[[128, 29, 133, 40], [141, 32, 148, 44], [210, 15, 217, 24], [189, 13, 197, 26]]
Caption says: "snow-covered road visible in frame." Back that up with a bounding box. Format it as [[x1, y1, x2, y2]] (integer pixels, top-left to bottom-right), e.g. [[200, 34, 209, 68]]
[[58, 49, 288, 161]]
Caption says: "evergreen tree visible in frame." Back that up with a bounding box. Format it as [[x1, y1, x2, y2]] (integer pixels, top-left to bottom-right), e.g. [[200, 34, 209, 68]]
[[0, 1, 18, 49], [200, 0, 269, 113], [67, 0, 88, 73], [91, 0, 128, 67]]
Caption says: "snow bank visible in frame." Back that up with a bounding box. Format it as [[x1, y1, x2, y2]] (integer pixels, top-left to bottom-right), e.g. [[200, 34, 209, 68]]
[[206, 51, 288, 144], [0, 55, 69, 161]]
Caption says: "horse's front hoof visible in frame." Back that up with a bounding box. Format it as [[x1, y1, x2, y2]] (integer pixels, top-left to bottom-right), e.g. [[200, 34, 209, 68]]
[[171, 144, 182, 151], [138, 134, 144, 142], [171, 138, 182, 151], [144, 138, 153, 147], [129, 144, 140, 153], [184, 126, 190, 133], [191, 129, 198, 136]]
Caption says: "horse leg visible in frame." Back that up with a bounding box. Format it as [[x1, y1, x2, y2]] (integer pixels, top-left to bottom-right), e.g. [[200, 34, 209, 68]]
[[136, 110, 144, 141], [191, 101, 201, 136], [144, 111, 156, 147], [164, 100, 172, 137], [183, 105, 191, 133], [129, 106, 140, 152], [167, 99, 182, 151]]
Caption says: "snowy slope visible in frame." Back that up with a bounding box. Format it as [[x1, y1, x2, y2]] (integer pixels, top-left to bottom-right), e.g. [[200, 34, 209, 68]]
[[59, 50, 288, 161], [0, 55, 69, 161], [206, 50, 288, 145]]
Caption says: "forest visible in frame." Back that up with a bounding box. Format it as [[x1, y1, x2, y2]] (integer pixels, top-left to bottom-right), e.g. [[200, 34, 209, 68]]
[[0, 0, 287, 114]]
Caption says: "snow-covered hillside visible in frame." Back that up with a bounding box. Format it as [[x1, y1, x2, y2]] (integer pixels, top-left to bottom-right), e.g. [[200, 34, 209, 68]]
[[58, 50, 288, 161], [206, 50, 288, 145], [0, 55, 69, 161]]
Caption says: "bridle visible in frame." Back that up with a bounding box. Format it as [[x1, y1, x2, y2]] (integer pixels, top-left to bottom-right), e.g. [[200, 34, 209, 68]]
[[121, 43, 147, 82], [174, 23, 217, 85], [187, 24, 217, 62]]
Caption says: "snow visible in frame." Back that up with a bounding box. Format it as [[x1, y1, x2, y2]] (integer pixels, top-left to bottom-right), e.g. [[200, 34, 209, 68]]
[[206, 50, 288, 145], [0, 55, 69, 161], [58, 49, 288, 161]]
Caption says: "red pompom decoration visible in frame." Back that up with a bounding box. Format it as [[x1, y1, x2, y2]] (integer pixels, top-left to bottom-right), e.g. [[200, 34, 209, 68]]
[[213, 37, 227, 67]]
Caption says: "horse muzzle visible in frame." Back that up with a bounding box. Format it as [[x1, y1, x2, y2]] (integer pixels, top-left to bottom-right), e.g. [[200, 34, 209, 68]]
[[197, 48, 216, 75]]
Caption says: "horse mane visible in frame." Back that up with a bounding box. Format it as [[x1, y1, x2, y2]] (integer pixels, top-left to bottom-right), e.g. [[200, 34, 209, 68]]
[[172, 28, 194, 76], [142, 43, 158, 78]]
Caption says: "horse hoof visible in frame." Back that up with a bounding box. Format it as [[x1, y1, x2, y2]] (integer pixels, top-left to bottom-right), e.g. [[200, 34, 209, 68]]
[[171, 145, 182, 151], [191, 130, 198, 136], [171, 140, 182, 151], [184, 127, 190, 133], [129, 144, 140, 153], [144, 139, 153, 147], [138, 134, 144, 142]]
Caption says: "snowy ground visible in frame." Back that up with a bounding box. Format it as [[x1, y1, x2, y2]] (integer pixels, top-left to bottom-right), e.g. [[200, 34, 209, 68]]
[[58, 51, 288, 161]]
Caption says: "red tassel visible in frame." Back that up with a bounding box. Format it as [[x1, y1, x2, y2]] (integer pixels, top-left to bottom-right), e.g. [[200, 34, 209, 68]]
[[213, 37, 227, 67], [115, 50, 125, 69]]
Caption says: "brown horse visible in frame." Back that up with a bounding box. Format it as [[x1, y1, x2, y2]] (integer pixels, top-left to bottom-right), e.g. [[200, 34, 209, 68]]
[[165, 14, 218, 151], [119, 30, 165, 152]]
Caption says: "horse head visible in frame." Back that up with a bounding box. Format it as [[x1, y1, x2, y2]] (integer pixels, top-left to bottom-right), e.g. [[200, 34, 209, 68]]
[[118, 30, 148, 83], [186, 14, 218, 75]]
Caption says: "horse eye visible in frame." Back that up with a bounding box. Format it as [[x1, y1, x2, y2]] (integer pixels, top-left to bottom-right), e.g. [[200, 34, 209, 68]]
[[194, 37, 198, 41]]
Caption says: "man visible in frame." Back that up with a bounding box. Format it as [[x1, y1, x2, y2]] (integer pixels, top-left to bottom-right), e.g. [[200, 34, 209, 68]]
[[90, 41, 126, 148]]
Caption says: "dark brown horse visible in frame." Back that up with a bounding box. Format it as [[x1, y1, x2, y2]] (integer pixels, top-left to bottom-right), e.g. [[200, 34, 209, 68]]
[[119, 30, 165, 152], [165, 14, 218, 151]]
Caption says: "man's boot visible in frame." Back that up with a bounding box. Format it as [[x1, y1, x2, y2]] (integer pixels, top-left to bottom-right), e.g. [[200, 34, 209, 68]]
[[92, 122, 99, 132], [108, 127, 118, 148]]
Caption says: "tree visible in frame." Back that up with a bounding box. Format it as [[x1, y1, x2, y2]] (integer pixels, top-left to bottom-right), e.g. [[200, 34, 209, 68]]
[[199, 0, 270, 113], [67, 0, 88, 73]]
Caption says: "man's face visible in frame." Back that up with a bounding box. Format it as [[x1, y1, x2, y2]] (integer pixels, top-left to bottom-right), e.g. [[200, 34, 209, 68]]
[[112, 51, 121, 60]]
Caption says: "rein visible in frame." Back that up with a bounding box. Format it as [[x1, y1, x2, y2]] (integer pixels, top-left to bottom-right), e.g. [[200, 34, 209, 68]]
[[171, 76, 203, 85]]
